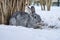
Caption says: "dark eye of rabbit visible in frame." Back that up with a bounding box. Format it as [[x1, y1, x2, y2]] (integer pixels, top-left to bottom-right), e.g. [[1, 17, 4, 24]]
[[34, 16, 36, 18], [34, 15, 36, 18]]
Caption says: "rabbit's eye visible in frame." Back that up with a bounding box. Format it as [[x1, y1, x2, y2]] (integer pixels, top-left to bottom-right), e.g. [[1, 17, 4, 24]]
[[34, 16, 36, 18], [34, 15, 36, 18]]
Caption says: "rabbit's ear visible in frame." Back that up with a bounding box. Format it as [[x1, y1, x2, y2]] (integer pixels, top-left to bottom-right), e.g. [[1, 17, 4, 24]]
[[28, 7, 31, 9], [25, 6, 31, 14]]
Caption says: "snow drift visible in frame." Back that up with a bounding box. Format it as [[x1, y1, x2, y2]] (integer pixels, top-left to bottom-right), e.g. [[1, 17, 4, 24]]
[[0, 25, 60, 40]]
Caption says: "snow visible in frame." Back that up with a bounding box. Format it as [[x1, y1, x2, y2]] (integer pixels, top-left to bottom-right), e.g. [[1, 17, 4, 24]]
[[35, 6, 60, 27], [0, 6, 60, 40], [0, 25, 60, 40]]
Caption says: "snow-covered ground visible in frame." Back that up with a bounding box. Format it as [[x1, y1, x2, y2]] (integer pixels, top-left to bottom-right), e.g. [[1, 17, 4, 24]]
[[0, 25, 60, 40], [0, 6, 60, 40]]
